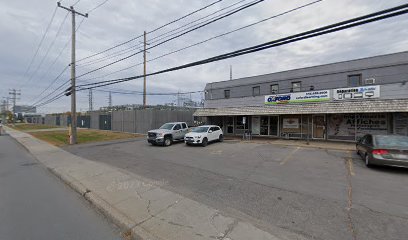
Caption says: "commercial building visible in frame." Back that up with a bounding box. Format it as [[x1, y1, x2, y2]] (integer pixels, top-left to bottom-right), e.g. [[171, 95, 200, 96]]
[[194, 51, 408, 141]]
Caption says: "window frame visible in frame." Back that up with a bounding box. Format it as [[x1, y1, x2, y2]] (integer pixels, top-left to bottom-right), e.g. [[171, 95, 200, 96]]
[[252, 86, 260, 97], [291, 81, 301, 92], [224, 89, 231, 99], [270, 84, 279, 94], [348, 74, 362, 87]]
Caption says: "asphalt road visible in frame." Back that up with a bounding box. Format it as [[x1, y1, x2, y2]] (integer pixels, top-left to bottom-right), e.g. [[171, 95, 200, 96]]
[[65, 138, 408, 240], [0, 134, 121, 240]]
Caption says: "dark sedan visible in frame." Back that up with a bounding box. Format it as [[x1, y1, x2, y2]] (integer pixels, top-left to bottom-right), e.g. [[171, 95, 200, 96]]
[[356, 134, 408, 168]]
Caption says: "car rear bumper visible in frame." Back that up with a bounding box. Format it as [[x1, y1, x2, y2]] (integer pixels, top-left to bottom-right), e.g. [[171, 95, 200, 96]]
[[371, 157, 408, 168]]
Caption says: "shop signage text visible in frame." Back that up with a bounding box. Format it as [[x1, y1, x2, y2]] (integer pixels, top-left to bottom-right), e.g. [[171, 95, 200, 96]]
[[265, 90, 330, 105], [333, 85, 380, 100]]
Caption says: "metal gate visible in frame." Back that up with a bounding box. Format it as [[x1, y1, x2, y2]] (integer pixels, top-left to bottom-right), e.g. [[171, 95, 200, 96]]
[[77, 116, 91, 128], [99, 114, 111, 130]]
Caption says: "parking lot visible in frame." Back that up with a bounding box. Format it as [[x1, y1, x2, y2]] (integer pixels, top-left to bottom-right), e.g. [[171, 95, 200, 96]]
[[64, 138, 408, 240]]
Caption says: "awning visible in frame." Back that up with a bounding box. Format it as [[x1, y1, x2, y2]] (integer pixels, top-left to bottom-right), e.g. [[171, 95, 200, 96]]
[[194, 99, 408, 116]]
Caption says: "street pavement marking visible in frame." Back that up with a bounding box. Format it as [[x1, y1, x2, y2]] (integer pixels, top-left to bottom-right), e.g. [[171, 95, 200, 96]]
[[347, 151, 355, 176], [280, 147, 300, 165]]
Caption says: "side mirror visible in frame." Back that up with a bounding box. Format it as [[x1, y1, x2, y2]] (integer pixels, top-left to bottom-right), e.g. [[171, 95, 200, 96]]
[[209, 130, 213, 133]]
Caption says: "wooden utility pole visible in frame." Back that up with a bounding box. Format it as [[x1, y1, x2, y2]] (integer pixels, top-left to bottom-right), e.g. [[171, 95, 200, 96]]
[[57, 1, 88, 144], [143, 31, 147, 108]]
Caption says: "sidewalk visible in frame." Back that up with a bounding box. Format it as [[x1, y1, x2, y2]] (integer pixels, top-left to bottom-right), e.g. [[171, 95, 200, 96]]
[[4, 126, 286, 240]]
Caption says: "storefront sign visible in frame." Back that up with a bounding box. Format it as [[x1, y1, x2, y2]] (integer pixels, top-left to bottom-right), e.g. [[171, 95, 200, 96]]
[[282, 118, 299, 129], [327, 113, 388, 140], [265, 90, 330, 105], [333, 85, 380, 100]]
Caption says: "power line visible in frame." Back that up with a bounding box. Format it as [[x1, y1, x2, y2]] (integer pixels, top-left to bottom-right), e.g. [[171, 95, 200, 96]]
[[27, 17, 86, 105], [75, 0, 265, 79], [76, 0, 247, 67], [78, 0, 322, 83], [75, 0, 224, 63], [88, 0, 110, 13], [19, 6, 58, 87], [23, 11, 70, 88], [74, 3, 408, 91]]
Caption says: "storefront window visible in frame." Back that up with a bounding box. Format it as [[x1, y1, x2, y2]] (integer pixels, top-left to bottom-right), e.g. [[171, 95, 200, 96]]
[[260, 116, 269, 135], [226, 117, 234, 134], [327, 113, 388, 141], [236, 116, 248, 130]]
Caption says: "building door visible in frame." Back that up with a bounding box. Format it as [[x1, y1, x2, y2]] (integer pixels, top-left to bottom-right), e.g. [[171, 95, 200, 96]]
[[225, 117, 234, 134], [313, 115, 325, 139], [269, 116, 279, 136], [251, 116, 260, 135], [260, 116, 269, 135]]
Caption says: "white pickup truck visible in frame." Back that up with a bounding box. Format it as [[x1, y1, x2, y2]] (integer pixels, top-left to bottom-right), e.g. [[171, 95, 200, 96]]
[[147, 122, 189, 146]]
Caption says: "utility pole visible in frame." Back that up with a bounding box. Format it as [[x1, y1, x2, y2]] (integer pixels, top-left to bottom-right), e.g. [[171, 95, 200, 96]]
[[2, 97, 9, 111], [57, 1, 88, 144], [230, 65, 232, 80], [9, 89, 21, 124], [88, 89, 93, 112], [143, 31, 147, 108]]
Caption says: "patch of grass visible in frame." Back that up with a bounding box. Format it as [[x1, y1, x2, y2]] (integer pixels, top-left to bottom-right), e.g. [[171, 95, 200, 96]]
[[10, 123, 59, 131], [29, 129, 142, 146]]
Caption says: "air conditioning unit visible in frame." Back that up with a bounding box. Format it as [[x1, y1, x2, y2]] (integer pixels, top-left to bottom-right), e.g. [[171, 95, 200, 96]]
[[365, 78, 376, 85]]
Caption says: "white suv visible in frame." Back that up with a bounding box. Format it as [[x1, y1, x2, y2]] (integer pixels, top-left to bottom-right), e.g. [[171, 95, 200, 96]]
[[184, 125, 223, 147]]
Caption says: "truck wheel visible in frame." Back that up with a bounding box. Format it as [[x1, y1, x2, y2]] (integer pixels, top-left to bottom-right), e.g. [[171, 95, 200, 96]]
[[201, 138, 208, 147], [164, 136, 172, 146]]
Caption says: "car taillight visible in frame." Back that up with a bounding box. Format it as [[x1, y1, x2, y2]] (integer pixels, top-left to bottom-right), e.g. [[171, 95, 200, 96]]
[[372, 149, 389, 155]]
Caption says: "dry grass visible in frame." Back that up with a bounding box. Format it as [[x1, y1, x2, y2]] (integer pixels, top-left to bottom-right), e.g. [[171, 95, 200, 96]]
[[29, 129, 143, 146], [11, 123, 59, 131]]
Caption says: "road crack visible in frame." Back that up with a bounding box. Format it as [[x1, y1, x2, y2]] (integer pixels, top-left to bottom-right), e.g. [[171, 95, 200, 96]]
[[344, 151, 357, 240]]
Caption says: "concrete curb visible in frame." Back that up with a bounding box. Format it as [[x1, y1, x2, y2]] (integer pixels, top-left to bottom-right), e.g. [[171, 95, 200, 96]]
[[4, 126, 288, 240]]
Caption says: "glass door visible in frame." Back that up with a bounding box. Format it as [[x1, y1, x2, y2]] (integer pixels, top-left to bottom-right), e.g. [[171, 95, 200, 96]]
[[269, 116, 279, 136], [313, 115, 326, 139], [260, 116, 269, 135]]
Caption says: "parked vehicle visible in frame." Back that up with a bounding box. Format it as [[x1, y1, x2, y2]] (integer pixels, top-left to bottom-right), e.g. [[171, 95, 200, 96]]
[[0, 120, 2, 135], [356, 134, 408, 168], [147, 122, 189, 146], [184, 125, 223, 147]]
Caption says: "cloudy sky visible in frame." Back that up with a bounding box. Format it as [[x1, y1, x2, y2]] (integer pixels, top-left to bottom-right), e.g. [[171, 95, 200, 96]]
[[1, 0, 407, 113]]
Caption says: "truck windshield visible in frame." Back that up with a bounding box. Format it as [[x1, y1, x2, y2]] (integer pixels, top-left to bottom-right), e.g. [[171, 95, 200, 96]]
[[159, 123, 175, 130], [192, 127, 209, 133]]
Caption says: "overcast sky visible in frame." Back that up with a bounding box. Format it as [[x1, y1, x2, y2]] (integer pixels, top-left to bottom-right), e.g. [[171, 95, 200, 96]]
[[1, 0, 407, 113]]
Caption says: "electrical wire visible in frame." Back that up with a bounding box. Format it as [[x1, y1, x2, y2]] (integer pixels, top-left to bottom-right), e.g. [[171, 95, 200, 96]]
[[75, 0, 265, 79], [76, 0, 248, 67], [78, 0, 322, 83], [18, 6, 58, 88], [75, 0, 224, 63], [74, 3, 408, 91], [27, 17, 86, 105], [24, 11, 70, 87], [88, 0, 110, 13]]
